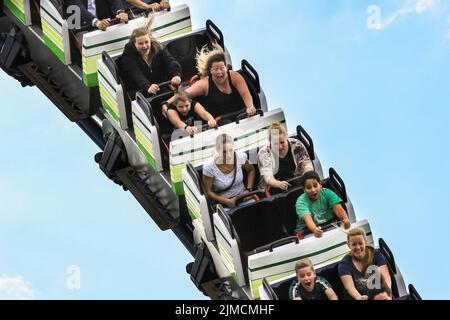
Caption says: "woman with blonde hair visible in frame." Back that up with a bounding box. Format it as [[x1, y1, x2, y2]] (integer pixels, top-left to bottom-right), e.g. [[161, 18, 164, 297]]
[[257, 122, 313, 191], [120, 14, 182, 97], [163, 43, 256, 121], [338, 228, 392, 300], [202, 134, 256, 209]]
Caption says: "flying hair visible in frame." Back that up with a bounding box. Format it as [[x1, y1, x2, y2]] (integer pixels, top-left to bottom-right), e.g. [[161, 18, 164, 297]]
[[196, 42, 226, 78]]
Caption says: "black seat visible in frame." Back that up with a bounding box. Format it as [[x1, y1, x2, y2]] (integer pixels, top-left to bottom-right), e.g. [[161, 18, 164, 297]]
[[316, 262, 347, 299], [166, 34, 209, 81], [228, 198, 284, 282], [280, 187, 304, 236]]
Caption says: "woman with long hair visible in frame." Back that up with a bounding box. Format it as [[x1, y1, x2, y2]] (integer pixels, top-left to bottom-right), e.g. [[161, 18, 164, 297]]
[[163, 43, 256, 121], [338, 228, 392, 300], [120, 15, 182, 97]]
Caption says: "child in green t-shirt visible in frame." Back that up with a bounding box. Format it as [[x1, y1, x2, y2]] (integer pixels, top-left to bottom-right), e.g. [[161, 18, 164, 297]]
[[295, 171, 351, 239]]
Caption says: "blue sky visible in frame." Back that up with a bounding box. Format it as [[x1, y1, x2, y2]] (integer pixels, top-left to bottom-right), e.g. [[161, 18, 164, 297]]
[[1, 0, 449, 299]]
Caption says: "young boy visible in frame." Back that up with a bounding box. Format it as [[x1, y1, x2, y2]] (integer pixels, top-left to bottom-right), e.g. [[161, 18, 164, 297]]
[[295, 171, 351, 238], [166, 87, 216, 136], [289, 258, 338, 300]]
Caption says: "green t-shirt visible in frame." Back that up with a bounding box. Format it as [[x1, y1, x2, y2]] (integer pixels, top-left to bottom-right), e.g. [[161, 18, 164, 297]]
[[295, 188, 342, 232]]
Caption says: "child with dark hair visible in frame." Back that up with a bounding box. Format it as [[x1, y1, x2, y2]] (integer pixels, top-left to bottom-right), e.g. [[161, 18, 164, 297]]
[[295, 171, 351, 239]]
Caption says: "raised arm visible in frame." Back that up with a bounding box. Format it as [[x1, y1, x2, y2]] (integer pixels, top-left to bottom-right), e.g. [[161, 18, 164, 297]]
[[332, 203, 351, 229], [302, 215, 323, 237], [230, 71, 256, 116]]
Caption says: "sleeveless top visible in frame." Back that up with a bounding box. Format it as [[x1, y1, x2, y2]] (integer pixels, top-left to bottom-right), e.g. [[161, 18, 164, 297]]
[[198, 71, 246, 118], [168, 101, 200, 127]]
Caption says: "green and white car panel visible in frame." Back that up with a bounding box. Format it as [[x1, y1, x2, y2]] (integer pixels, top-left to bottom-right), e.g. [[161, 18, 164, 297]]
[[97, 56, 127, 128], [131, 96, 164, 172], [40, 0, 72, 64], [173, 108, 286, 195], [83, 4, 192, 87], [248, 220, 372, 299], [3, 0, 31, 25], [212, 206, 247, 287]]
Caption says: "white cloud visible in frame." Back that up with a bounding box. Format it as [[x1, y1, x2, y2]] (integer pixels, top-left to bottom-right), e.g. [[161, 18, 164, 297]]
[[0, 275, 35, 300], [379, 0, 436, 29]]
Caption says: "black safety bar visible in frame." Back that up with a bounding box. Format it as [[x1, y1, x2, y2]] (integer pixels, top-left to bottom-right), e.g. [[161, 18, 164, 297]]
[[235, 109, 263, 124], [186, 162, 204, 196], [269, 236, 299, 252], [379, 238, 397, 274], [206, 20, 224, 50], [234, 190, 265, 206], [262, 278, 278, 300], [241, 59, 261, 93], [217, 206, 235, 239], [408, 284, 422, 300], [296, 125, 315, 161], [101, 51, 120, 85], [135, 92, 155, 126], [328, 167, 348, 203]]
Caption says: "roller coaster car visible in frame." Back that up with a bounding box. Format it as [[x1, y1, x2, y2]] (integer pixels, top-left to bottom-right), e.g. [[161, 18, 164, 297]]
[[1, 1, 422, 301], [1, 0, 193, 121], [184, 161, 358, 299], [96, 19, 234, 170], [139, 58, 268, 177], [259, 238, 421, 300], [97, 18, 231, 133]]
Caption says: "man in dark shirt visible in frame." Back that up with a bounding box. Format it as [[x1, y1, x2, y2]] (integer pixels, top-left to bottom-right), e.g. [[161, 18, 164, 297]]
[[64, 0, 128, 30]]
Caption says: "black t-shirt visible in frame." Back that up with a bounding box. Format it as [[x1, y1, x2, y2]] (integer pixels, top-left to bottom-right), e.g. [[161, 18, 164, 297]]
[[338, 249, 387, 297], [168, 101, 201, 127], [273, 142, 296, 181], [288, 276, 332, 300]]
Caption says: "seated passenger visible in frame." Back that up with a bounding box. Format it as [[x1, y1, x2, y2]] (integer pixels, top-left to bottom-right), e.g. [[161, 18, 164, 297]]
[[295, 171, 351, 239], [64, 0, 129, 31], [163, 43, 256, 122], [202, 134, 256, 210], [167, 87, 216, 136], [338, 228, 392, 300], [125, 0, 170, 12], [258, 122, 313, 191], [289, 258, 338, 300], [120, 15, 182, 98]]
